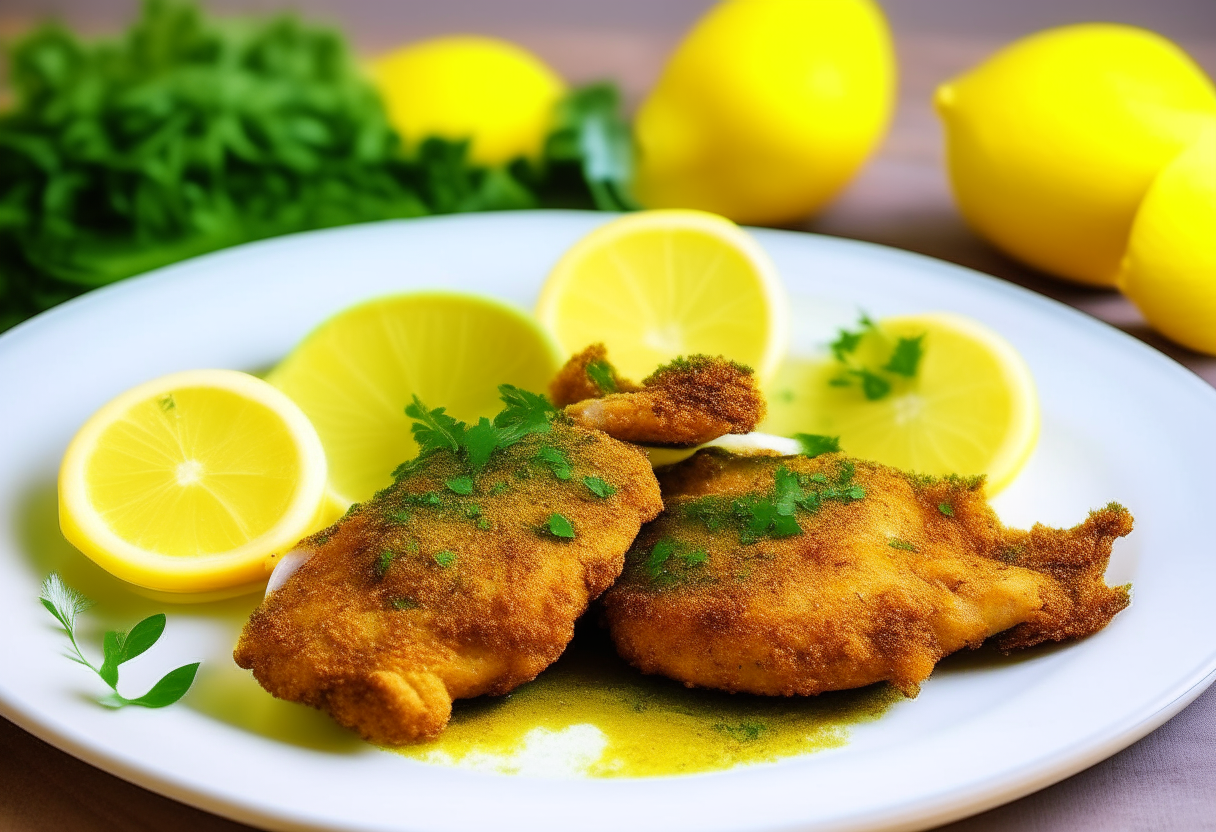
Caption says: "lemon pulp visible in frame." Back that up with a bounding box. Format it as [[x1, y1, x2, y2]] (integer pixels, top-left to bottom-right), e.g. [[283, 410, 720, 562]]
[[935, 24, 1216, 286], [762, 314, 1039, 495], [267, 291, 562, 506], [59, 369, 328, 596], [536, 210, 788, 384]]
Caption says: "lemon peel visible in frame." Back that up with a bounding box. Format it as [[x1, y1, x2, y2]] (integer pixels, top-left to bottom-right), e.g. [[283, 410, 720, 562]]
[[1117, 124, 1216, 356], [371, 36, 565, 165], [936, 24, 1216, 286], [633, 0, 894, 225]]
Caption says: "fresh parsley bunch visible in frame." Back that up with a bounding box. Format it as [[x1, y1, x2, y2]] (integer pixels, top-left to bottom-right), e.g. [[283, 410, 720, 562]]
[[0, 0, 636, 332]]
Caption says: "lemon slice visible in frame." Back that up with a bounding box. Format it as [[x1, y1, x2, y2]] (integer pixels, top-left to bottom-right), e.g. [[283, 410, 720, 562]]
[[266, 291, 562, 507], [536, 210, 789, 384], [762, 313, 1039, 495], [58, 369, 328, 597]]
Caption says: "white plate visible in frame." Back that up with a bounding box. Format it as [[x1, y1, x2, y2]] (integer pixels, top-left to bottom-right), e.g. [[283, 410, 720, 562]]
[[1, 211, 1214, 832]]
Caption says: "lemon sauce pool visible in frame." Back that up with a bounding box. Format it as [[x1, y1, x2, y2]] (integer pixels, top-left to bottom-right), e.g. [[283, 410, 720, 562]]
[[396, 627, 899, 777]]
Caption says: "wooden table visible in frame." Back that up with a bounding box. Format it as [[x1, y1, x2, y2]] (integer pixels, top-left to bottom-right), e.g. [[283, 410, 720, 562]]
[[1, 1, 1213, 830]]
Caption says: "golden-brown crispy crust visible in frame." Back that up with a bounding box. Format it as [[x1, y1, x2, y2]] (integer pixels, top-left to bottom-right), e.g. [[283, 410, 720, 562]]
[[603, 450, 1131, 698], [549, 344, 639, 408], [234, 423, 662, 745], [559, 350, 765, 446]]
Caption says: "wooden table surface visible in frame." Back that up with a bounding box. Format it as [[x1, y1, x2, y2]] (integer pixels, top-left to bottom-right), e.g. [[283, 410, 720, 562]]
[[1, 1, 1214, 830]]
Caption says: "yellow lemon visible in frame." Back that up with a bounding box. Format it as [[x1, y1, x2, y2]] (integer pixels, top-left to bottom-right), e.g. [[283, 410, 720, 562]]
[[632, 0, 895, 225], [267, 292, 562, 507], [762, 313, 1039, 495], [936, 24, 1216, 286], [1116, 125, 1216, 355], [371, 36, 565, 165], [58, 370, 329, 598], [535, 210, 789, 384]]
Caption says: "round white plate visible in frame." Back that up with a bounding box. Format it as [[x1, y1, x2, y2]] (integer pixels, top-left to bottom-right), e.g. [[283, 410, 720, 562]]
[[1, 211, 1214, 832]]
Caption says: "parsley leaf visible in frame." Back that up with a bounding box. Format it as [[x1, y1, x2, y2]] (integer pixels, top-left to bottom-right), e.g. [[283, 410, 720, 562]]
[[40, 573, 198, 709], [889, 539, 918, 552], [884, 335, 925, 377], [405, 396, 465, 455], [583, 476, 616, 498], [462, 417, 500, 474], [852, 368, 892, 401], [546, 513, 576, 539], [433, 550, 456, 568], [373, 550, 396, 580], [445, 476, 474, 495], [536, 446, 573, 480], [585, 360, 618, 394], [938, 502, 955, 517], [390, 597, 419, 611], [493, 385, 556, 446], [795, 434, 841, 458]]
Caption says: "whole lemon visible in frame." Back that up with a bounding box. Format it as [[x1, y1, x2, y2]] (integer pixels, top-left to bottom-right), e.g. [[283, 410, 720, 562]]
[[633, 0, 895, 226], [371, 36, 565, 166], [1116, 124, 1216, 355], [936, 25, 1216, 287]]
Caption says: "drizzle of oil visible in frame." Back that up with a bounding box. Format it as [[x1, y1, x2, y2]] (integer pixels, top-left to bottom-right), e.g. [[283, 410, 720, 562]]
[[396, 626, 899, 777]]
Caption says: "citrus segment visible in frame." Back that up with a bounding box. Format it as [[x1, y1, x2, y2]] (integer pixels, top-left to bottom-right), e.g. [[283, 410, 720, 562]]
[[536, 210, 788, 384], [267, 291, 562, 506], [762, 313, 1039, 495], [59, 369, 328, 596]]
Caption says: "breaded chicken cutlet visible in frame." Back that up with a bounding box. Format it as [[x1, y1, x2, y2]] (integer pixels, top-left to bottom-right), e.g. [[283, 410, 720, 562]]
[[553, 344, 765, 446], [603, 449, 1132, 697], [234, 388, 662, 744]]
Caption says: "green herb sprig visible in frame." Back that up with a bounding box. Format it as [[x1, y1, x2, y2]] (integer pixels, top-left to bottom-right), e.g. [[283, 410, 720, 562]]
[[40, 573, 199, 708], [828, 315, 926, 401], [396, 384, 557, 480]]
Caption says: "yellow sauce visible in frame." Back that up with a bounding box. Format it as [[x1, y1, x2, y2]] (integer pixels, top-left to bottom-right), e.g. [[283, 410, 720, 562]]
[[397, 630, 899, 777]]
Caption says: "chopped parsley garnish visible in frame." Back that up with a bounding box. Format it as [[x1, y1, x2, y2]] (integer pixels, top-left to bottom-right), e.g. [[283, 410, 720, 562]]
[[884, 334, 925, 377], [445, 475, 474, 495], [388, 509, 410, 524], [643, 538, 708, 582], [938, 502, 954, 517], [536, 446, 573, 480], [583, 476, 616, 498], [828, 314, 927, 401], [433, 550, 456, 568], [795, 433, 841, 458], [389, 597, 419, 611], [546, 513, 576, 539], [39, 573, 199, 709], [585, 359, 618, 394], [373, 550, 396, 580], [489, 482, 510, 496], [683, 462, 865, 544], [465, 504, 482, 518], [476, 518, 492, 530], [888, 539, 918, 552]]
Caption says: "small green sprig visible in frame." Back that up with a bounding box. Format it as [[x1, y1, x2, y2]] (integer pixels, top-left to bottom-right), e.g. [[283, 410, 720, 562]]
[[828, 315, 926, 401], [40, 573, 199, 709]]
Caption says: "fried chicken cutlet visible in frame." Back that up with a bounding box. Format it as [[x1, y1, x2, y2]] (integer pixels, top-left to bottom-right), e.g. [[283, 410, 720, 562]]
[[603, 449, 1132, 697], [553, 345, 765, 447], [234, 388, 662, 744]]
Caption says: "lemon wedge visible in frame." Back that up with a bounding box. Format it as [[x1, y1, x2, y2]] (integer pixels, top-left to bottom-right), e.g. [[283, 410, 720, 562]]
[[58, 369, 328, 597], [762, 313, 1039, 495], [536, 210, 789, 384], [267, 291, 562, 507]]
